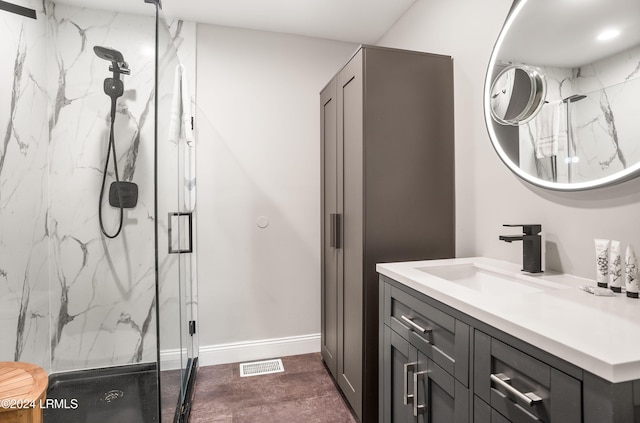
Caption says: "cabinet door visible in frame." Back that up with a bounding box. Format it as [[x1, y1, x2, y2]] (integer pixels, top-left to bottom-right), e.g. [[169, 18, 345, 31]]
[[382, 326, 415, 423], [386, 283, 469, 385], [337, 49, 363, 418], [320, 78, 339, 378], [414, 350, 469, 423]]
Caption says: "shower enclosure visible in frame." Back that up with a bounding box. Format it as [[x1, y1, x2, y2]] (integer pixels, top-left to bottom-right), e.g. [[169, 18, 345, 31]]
[[0, 0, 198, 422]]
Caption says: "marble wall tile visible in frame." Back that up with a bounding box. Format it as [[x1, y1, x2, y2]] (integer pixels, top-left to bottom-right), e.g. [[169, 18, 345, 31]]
[[0, 0, 50, 371], [571, 45, 640, 183], [1, 0, 198, 375], [46, 2, 157, 372]]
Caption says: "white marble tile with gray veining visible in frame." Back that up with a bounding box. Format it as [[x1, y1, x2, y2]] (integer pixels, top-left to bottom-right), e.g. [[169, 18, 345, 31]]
[[1, 1, 198, 374], [0, 0, 50, 371], [46, 2, 157, 372]]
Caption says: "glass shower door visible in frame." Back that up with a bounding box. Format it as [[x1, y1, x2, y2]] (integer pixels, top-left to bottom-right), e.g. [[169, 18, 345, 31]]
[[156, 8, 199, 423], [166, 61, 199, 420]]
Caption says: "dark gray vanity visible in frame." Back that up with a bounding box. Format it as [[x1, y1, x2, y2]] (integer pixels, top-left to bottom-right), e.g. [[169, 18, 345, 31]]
[[375, 0, 640, 420], [378, 266, 640, 423], [379, 276, 470, 423]]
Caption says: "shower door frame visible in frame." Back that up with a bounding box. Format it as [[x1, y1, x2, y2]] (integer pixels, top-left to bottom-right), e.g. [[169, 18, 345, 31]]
[[153, 4, 199, 422]]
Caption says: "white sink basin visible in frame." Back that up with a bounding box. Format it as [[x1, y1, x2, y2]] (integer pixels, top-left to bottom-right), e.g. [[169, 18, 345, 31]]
[[417, 263, 562, 296]]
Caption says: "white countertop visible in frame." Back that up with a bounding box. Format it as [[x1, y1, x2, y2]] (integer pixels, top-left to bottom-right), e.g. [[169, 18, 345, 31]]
[[377, 257, 640, 383]]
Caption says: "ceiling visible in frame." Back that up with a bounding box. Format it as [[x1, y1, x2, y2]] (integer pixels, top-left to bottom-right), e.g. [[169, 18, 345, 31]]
[[498, 0, 640, 68], [53, 0, 417, 44]]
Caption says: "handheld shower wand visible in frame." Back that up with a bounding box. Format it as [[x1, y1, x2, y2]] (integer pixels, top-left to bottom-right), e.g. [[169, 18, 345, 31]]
[[94, 46, 129, 116], [94, 46, 137, 239]]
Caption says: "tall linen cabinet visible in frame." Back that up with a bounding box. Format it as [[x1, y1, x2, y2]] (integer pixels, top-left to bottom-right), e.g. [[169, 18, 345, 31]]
[[320, 45, 455, 422]]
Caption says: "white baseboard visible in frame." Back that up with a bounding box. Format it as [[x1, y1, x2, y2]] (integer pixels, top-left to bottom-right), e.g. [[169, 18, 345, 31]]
[[159, 348, 184, 371], [160, 333, 320, 370]]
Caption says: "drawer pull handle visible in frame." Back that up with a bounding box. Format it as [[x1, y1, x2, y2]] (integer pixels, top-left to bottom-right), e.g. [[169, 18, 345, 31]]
[[401, 315, 430, 334], [403, 362, 417, 405], [413, 370, 429, 416], [490, 373, 543, 406]]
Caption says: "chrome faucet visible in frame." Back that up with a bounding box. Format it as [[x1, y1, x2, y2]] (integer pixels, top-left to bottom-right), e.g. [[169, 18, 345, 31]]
[[499, 224, 542, 273]]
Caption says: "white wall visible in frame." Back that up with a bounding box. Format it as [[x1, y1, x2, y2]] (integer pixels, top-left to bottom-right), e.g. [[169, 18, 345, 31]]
[[377, 0, 640, 278], [195, 24, 357, 361]]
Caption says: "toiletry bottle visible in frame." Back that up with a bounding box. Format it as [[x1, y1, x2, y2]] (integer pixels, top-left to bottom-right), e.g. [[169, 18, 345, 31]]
[[609, 240, 622, 292], [595, 239, 610, 288], [625, 245, 639, 298]]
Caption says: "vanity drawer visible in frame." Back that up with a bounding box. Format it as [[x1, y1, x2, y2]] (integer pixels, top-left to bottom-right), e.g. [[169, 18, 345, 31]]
[[474, 395, 513, 423], [384, 282, 469, 385], [474, 330, 581, 423]]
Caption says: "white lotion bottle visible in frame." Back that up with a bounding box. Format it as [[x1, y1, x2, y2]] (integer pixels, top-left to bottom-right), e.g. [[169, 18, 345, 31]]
[[609, 240, 623, 293], [625, 245, 639, 298], [595, 239, 610, 288]]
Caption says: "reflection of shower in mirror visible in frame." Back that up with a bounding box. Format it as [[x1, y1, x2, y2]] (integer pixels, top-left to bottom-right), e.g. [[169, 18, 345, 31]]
[[484, 0, 640, 190], [562, 94, 587, 183]]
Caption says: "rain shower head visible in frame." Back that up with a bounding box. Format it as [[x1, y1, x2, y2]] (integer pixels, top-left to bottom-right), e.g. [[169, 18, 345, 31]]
[[563, 94, 587, 103], [94, 46, 124, 63], [93, 46, 130, 75]]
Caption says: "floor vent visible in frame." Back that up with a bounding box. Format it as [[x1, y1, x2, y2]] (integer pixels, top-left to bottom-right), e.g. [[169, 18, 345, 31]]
[[239, 359, 284, 377]]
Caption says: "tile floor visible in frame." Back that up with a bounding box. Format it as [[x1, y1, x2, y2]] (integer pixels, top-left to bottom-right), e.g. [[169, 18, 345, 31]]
[[188, 353, 358, 423]]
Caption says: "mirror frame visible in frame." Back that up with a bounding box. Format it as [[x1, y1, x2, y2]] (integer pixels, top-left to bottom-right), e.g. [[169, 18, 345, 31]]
[[483, 0, 640, 191]]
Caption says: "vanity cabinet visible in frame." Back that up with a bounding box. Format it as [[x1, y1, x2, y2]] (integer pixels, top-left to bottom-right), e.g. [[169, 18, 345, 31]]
[[380, 275, 640, 423], [321, 45, 455, 422], [380, 283, 470, 423], [379, 259, 640, 423], [380, 276, 580, 423]]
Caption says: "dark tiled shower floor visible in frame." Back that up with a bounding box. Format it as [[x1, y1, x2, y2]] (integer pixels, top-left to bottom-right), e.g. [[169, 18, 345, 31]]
[[189, 353, 358, 423], [44, 364, 158, 423]]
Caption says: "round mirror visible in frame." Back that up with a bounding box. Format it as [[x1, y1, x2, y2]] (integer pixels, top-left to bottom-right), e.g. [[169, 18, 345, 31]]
[[489, 65, 546, 126], [484, 0, 640, 190]]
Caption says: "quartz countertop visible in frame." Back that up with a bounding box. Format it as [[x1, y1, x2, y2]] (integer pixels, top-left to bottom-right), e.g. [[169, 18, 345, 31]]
[[377, 257, 640, 383]]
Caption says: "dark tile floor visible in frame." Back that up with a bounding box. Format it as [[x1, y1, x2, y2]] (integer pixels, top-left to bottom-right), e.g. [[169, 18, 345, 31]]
[[188, 353, 357, 423]]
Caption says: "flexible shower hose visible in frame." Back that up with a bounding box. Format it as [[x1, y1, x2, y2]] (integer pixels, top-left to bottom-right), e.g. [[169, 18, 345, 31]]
[[98, 98, 125, 238]]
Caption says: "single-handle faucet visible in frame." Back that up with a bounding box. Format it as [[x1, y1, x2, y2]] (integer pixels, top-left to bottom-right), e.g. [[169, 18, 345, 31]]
[[499, 224, 542, 273]]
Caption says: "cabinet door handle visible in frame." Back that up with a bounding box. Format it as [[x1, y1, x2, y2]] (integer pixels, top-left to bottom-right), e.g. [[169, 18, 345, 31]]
[[413, 370, 429, 416], [490, 373, 543, 406], [403, 362, 417, 405], [330, 213, 336, 248], [330, 213, 342, 249], [401, 315, 430, 334]]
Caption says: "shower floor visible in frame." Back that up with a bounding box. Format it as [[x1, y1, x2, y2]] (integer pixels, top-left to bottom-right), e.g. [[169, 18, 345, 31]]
[[44, 363, 158, 423]]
